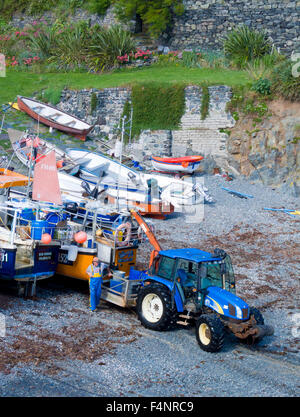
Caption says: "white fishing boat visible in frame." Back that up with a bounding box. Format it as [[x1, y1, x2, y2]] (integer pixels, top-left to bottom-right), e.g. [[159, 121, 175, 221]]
[[66, 148, 213, 207]]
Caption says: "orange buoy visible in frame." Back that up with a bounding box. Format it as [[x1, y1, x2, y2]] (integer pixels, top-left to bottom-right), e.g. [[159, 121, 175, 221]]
[[41, 233, 52, 244], [56, 160, 64, 169], [74, 231, 87, 244]]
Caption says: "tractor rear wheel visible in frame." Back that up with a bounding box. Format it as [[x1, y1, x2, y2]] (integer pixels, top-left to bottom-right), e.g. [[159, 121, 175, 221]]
[[196, 314, 225, 352], [137, 283, 176, 331]]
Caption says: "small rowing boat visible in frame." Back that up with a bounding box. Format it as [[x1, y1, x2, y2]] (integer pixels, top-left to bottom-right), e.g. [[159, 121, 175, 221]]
[[8, 128, 79, 175], [17, 96, 94, 141], [151, 155, 203, 174]]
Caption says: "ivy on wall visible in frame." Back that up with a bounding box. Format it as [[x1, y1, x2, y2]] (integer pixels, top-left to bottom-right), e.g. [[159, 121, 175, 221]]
[[122, 83, 185, 138], [200, 85, 210, 120]]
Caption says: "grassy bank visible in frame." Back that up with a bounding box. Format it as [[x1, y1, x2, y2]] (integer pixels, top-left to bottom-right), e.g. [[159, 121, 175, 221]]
[[0, 65, 249, 104]]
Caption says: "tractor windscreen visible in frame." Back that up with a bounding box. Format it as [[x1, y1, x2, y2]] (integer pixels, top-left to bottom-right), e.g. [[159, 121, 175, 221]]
[[157, 256, 176, 280], [203, 255, 235, 292]]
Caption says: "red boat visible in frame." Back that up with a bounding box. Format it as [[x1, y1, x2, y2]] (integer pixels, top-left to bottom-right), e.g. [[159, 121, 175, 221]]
[[17, 96, 95, 141], [151, 155, 204, 174]]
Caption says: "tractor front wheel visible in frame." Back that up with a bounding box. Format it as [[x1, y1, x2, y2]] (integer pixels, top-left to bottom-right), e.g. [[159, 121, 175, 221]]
[[249, 306, 264, 325], [196, 314, 225, 352], [137, 283, 176, 331]]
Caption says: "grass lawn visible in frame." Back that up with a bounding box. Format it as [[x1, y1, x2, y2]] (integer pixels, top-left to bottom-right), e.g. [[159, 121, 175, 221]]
[[0, 65, 249, 104]]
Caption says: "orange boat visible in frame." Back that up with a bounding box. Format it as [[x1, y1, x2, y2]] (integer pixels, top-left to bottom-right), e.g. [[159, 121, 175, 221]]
[[107, 195, 174, 220], [0, 168, 30, 189], [151, 155, 203, 174]]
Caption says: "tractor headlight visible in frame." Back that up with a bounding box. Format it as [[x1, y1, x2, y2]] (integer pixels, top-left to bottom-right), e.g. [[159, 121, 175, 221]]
[[236, 306, 242, 319]]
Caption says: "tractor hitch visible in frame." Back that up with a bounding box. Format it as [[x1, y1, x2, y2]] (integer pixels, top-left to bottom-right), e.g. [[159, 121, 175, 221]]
[[225, 315, 274, 343]]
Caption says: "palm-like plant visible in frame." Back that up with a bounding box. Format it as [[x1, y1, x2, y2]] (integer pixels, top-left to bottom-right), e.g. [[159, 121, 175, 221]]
[[223, 25, 272, 68], [49, 23, 89, 70], [87, 25, 136, 72], [26, 24, 58, 59]]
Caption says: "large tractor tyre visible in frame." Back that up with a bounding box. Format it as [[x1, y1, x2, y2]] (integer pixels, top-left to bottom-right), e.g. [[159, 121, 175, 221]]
[[249, 306, 264, 325], [137, 283, 177, 331], [196, 314, 225, 353]]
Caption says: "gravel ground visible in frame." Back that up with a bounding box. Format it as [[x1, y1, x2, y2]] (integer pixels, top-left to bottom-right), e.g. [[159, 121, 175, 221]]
[[0, 172, 299, 397]]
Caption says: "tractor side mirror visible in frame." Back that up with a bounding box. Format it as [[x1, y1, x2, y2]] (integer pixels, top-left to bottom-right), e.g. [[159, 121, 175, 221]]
[[220, 262, 226, 274]]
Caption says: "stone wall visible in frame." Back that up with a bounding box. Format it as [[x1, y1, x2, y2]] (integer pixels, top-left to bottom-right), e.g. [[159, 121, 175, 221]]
[[58, 87, 131, 140], [168, 0, 300, 54], [9, 1, 300, 54], [10, 5, 119, 28], [171, 85, 235, 169], [128, 85, 237, 172]]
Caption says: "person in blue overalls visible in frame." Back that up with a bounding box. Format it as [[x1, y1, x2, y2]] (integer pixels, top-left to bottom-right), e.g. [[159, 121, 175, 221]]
[[86, 257, 111, 312]]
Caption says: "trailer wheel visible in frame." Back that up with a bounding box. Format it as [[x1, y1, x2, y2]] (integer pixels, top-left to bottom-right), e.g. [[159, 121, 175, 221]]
[[196, 314, 225, 352], [137, 283, 176, 331]]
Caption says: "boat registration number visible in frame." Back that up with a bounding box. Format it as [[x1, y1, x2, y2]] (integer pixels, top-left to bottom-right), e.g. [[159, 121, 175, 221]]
[[0, 250, 8, 264]]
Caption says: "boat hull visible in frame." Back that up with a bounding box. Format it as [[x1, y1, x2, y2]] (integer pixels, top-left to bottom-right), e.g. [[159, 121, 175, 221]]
[[17, 96, 93, 141], [0, 244, 60, 282], [57, 245, 137, 279], [107, 195, 174, 219], [151, 158, 202, 174]]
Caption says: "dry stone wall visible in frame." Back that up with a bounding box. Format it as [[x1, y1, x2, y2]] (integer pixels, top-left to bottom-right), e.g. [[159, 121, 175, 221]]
[[58, 87, 131, 140], [9, 1, 299, 54], [168, 0, 300, 54]]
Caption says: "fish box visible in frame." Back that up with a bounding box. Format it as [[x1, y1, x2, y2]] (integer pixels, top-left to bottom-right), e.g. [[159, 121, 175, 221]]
[[109, 279, 124, 293]]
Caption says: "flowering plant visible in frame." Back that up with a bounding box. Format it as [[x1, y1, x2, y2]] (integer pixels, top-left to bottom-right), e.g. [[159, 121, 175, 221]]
[[117, 48, 152, 65]]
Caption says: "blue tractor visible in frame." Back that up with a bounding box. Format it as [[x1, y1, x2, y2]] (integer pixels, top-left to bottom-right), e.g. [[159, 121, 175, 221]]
[[135, 247, 274, 352]]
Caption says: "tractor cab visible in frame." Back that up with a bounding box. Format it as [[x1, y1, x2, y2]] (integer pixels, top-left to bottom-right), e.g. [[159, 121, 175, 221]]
[[149, 247, 236, 307]]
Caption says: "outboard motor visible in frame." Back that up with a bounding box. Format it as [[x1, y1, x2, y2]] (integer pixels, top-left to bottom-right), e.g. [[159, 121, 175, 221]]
[[90, 186, 99, 200], [81, 180, 91, 196]]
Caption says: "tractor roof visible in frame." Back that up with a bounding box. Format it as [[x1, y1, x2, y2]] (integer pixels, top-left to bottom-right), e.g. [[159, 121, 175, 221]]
[[159, 248, 222, 263]]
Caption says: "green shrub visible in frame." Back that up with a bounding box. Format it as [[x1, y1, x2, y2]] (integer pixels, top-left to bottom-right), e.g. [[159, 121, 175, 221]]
[[223, 25, 272, 68], [114, 0, 185, 38], [252, 78, 271, 96], [86, 0, 111, 15], [271, 60, 300, 102], [243, 99, 268, 117]]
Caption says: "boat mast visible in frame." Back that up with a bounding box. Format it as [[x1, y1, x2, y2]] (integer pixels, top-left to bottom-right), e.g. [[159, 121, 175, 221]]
[[26, 137, 34, 199], [116, 115, 126, 211], [10, 208, 19, 246]]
